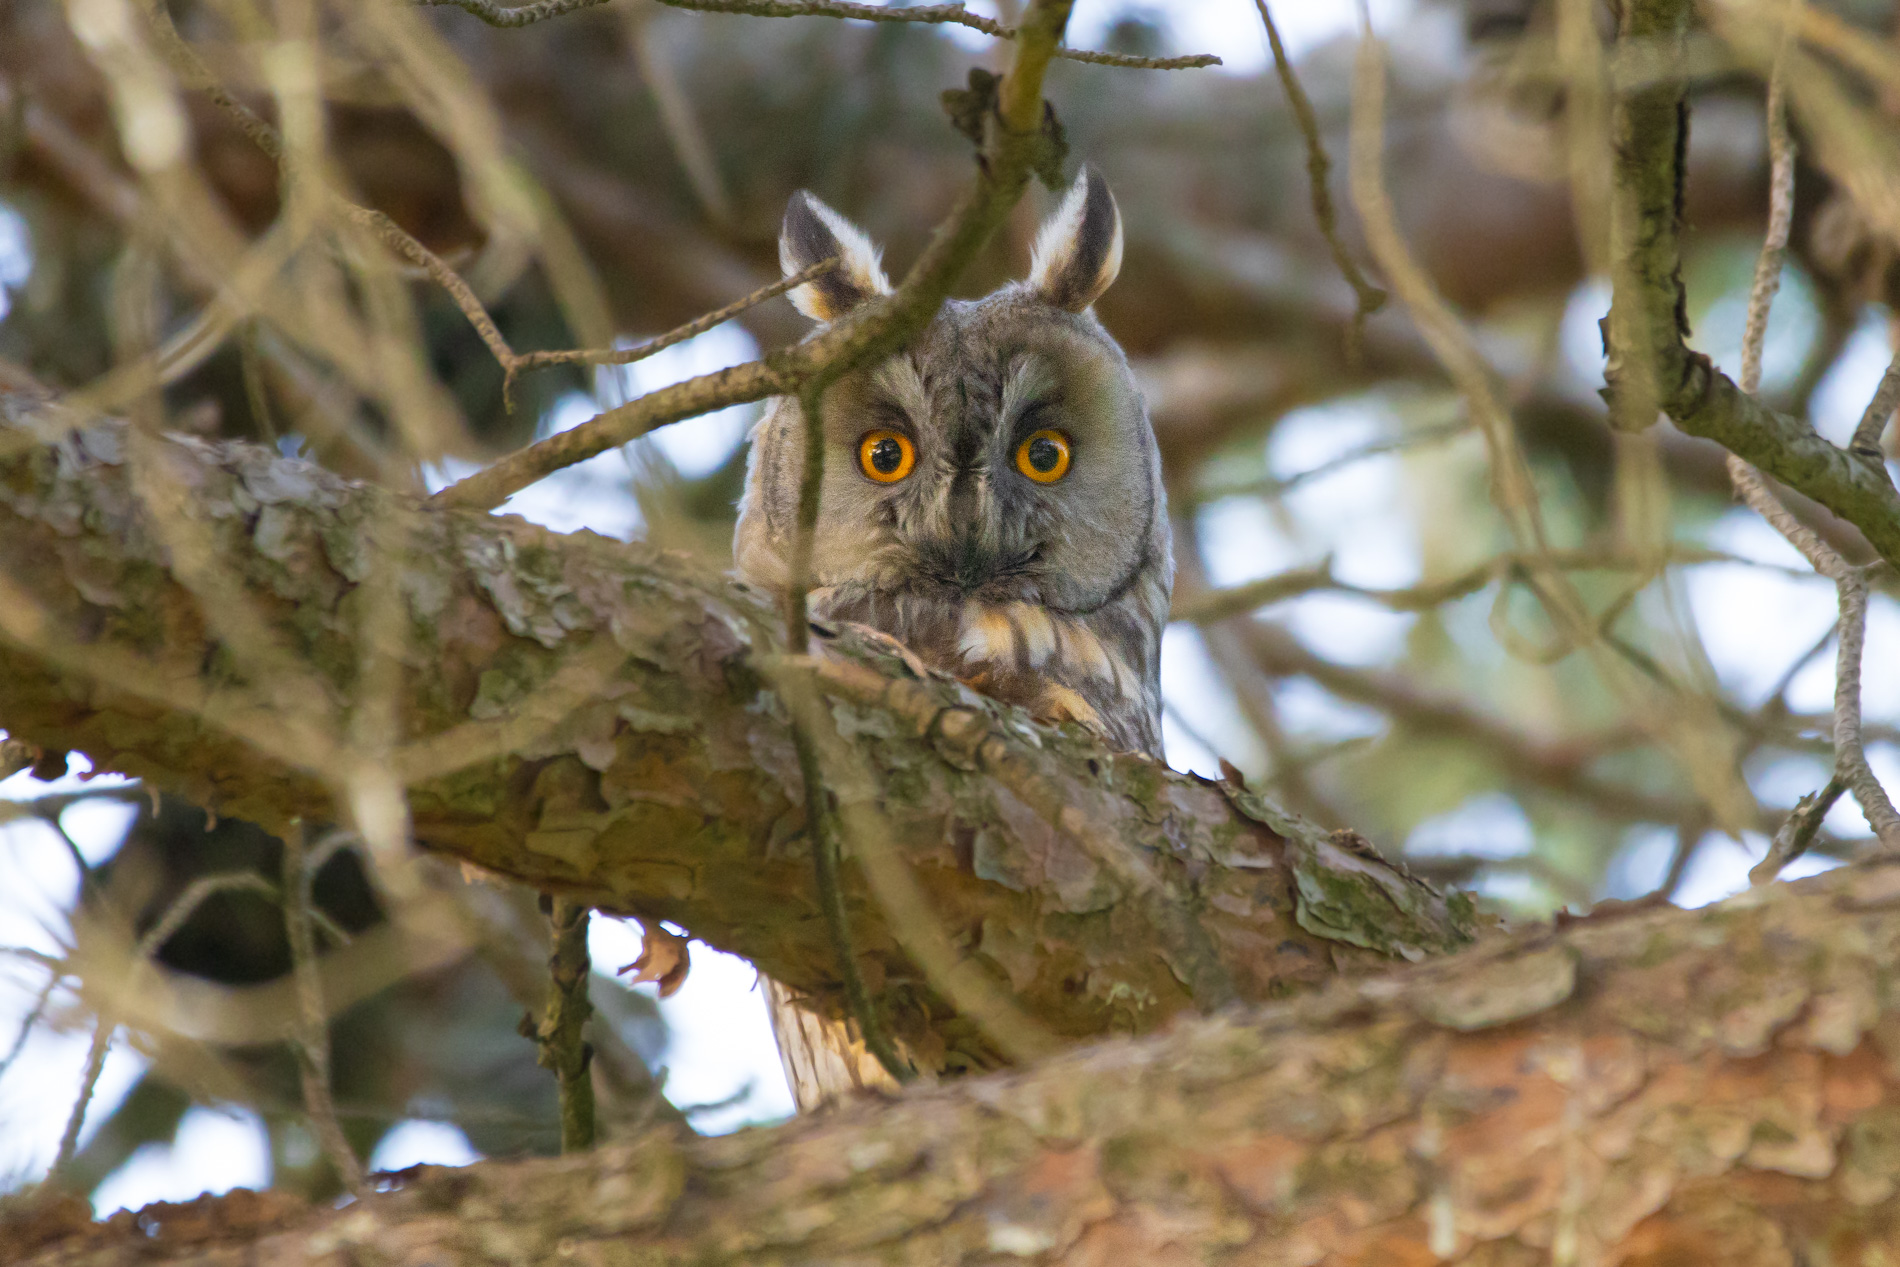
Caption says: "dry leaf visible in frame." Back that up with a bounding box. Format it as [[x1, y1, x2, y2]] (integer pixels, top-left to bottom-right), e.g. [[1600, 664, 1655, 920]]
[[619, 923, 692, 998]]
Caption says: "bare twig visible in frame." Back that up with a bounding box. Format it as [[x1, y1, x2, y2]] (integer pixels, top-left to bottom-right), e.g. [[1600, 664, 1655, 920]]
[[784, 684, 913, 1086], [649, 0, 1219, 68], [43, 1018, 114, 1187], [140, 1, 527, 420], [779, 369, 905, 1082], [504, 259, 838, 400], [1233, 619, 1696, 826], [137, 874, 281, 958], [40, 868, 283, 1191], [1850, 352, 1900, 463], [1720, 5, 1900, 861], [1192, 415, 1472, 505], [1255, 0, 1385, 350], [430, 0, 1079, 510], [1829, 568, 1900, 848], [418, 0, 612, 26], [769, 656, 1059, 1069], [421, 0, 1218, 65], [1752, 776, 1848, 884], [1174, 547, 1753, 625], [0, 974, 58, 1083], [529, 896, 597, 1152], [623, 8, 736, 228], [432, 358, 789, 508], [1648, 816, 1709, 904], [284, 824, 368, 1196]]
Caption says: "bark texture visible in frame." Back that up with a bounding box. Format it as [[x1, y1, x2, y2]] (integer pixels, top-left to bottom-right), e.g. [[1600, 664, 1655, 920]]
[[13, 860, 1900, 1264], [0, 403, 1472, 1076]]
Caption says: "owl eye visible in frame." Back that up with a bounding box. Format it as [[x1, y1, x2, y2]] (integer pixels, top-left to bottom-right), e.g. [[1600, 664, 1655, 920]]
[[1014, 429, 1072, 484], [857, 430, 916, 483]]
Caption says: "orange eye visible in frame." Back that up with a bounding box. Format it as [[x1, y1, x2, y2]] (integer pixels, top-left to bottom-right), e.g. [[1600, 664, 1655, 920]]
[[1014, 429, 1071, 483], [858, 430, 916, 483]]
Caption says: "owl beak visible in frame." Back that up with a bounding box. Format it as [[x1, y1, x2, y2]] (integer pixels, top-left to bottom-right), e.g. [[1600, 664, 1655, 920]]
[[951, 536, 995, 591]]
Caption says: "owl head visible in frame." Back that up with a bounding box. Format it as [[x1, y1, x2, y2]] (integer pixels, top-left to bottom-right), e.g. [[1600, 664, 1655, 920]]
[[735, 167, 1173, 754]]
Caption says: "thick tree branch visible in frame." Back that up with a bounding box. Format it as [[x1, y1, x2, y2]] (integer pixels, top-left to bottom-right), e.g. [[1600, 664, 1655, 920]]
[[17, 859, 1900, 1263], [0, 408, 1472, 1070]]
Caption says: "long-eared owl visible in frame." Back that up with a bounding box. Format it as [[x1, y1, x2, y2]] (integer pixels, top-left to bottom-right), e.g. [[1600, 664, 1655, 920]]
[[736, 167, 1173, 757], [735, 168, 1173, 1109]]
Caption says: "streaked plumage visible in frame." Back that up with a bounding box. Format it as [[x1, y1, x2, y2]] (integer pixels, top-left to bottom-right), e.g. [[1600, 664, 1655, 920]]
[[736, 168, 1172, 1111], [737, 167, 1172, 756]]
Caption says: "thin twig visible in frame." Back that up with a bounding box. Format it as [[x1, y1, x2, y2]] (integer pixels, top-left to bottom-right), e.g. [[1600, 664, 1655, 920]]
[[421, 0, 1218, 64], [431, 0, 1078, 512], [1255, 0, 1385, 353], [1174, 546, 1748, 625], [1849, 352, 1900, 463], [768, 656, 1058, 1068], [1193, 415, 1472, 505], [780, 370, 912, 1083], [0, 974, 57, 1083], [649, 0, 1219, 67], [1736, 50, 1798, 400], [785, 379, 828, 656], [530, 896, 597, 1152], [43, 1018, 114, 1187], [40, 868, 280, 1190], [1648, 816, 1709, 904], [779, 374, 908, 1083], [1722, 2, 1900, 861], [136, 874, 280, 959], [1830, 567, 1900, 847], [785, 708, 912, 1084], [1751, 777, 1845, 884], [418, 0, 612, 25], [1758, 620, 1841, 722], [142, 1, 526, 413], [284, 823, 368, 1195], [624, 7, 736, 228], [504, 259, 838, 401]]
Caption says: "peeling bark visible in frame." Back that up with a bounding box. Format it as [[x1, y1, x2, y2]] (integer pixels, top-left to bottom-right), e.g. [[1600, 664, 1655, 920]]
[[14, 861, 1900, 1264], [0, 404, 1471, 1075]]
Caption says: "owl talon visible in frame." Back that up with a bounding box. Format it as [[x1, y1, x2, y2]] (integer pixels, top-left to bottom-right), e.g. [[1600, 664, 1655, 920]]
[[836, 622, 936, 681], [1034, 684, 1108, 738]]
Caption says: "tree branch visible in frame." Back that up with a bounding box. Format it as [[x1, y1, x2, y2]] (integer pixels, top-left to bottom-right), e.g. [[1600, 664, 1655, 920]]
[[428, 0, 1089, 512], [1601, 0, 1900, 571], [0, 408, 1473, 1070], [18, 858, 1900, 1263]]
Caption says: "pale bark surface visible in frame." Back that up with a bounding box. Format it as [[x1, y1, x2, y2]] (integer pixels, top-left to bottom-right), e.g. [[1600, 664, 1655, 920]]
[[0, 404, 1472, 1074], [11, 859, 1900, 1265]]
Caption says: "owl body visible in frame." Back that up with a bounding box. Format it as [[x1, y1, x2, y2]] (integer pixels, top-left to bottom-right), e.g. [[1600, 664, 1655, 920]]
[[737, 169, 1172, 756]]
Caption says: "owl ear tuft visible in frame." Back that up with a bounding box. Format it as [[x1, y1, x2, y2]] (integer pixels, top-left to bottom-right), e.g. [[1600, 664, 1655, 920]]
[[780, 190, 892, 322], [1027, 165, 1123, 313]]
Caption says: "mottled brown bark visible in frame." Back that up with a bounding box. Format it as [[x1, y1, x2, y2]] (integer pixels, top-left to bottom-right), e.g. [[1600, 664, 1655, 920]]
[[14, 859, 1900, 1265], [0, 403, 1470, 1077]]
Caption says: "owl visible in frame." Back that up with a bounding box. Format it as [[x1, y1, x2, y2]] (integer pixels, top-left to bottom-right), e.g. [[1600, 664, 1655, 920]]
[[735, 168, 1173, 1110], [736, 166, 1173, 758]]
